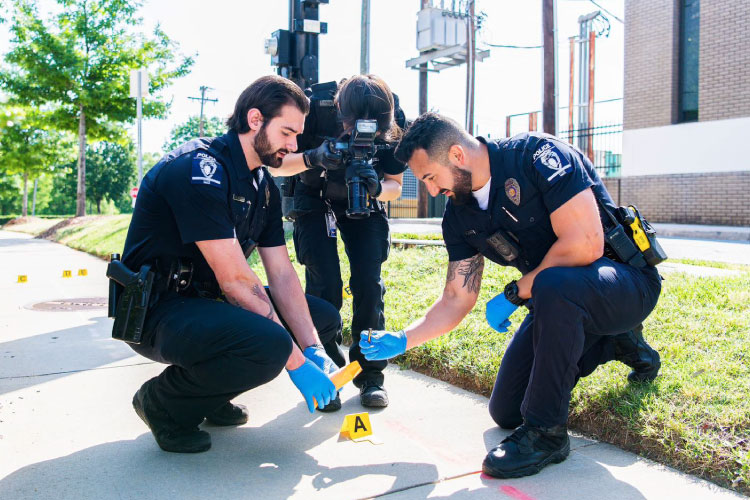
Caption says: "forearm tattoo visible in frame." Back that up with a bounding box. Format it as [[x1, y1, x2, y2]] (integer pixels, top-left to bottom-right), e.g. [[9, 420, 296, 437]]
[[446, 254, 484, 294], [252, 283, 275, 320]]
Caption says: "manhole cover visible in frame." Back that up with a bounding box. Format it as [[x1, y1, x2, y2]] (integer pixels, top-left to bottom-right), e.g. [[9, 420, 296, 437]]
[[29, 298, 108, 312]]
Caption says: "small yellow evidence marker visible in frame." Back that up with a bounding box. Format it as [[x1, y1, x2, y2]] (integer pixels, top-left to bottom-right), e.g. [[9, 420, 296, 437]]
[[342, 285, 353, 299], [17, 275, 27, 283], [340, 412, 373, 440], [77, 269, 88, 276], [62, 270, 72, 278]]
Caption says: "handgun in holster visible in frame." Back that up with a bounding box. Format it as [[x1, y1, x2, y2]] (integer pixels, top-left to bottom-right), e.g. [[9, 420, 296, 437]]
[[106, 253, 155, 344]]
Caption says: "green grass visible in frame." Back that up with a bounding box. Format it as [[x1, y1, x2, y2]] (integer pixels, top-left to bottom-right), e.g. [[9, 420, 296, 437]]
[[668, 258, 750, 272], [391, 232, 445, 241], [21, 215, 750, 493]]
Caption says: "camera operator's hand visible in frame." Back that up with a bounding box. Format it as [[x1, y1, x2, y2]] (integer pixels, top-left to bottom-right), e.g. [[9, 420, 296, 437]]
[[353, 163, 382, 198], [303, 140, 344, 171]]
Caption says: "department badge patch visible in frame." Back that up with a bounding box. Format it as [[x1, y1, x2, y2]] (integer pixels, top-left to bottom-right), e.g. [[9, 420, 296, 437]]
[[532, 142, 570, 185], [505, 178, 521, 206], [191, 152, 222, 187]]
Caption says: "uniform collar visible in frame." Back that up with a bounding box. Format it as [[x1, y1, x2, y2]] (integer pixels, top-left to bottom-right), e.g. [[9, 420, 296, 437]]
[[476, 136, 506, 209], [225, 130, 252, 181]]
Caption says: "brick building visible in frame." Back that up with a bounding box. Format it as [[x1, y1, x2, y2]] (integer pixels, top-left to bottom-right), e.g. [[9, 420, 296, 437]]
[[614, 0, 750, 226]]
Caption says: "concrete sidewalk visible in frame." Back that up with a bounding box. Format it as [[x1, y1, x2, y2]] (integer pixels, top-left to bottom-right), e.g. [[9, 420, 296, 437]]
[[0, 230, 744, 499]]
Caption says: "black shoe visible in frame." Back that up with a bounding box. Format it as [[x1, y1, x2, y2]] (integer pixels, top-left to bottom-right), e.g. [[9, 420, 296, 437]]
[[360, 381, 388, 408], [205, 402, 249, 426], [132, 378, 211, 453], [612, 326, 661, 383], [317, 392, 342, 413], [482, 423, 570, 478]]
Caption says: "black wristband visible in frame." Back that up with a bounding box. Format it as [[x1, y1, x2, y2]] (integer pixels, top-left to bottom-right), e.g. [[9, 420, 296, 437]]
[[302, 151, 313, 169], [503, 280, 527, 307]]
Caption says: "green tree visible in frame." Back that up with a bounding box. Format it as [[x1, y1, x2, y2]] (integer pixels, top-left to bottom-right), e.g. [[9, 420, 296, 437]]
[[0, 0, 193, 217], [0, 106, 74, 216], [163, 115, 226, 152]]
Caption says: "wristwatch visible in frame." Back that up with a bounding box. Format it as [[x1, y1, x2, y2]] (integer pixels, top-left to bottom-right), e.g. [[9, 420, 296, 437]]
[[503, 280, 527, 307]]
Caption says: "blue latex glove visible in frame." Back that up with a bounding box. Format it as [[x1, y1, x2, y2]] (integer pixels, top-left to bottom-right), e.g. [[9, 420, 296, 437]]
[[287, 359, 337, 413], [303, 344, 337, 376], [486, 294, 518, 333], [359, 329, 407, 361]]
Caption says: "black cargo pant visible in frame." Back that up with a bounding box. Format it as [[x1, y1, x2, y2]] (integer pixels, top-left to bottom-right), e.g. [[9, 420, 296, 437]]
[[488, 257, 661, 429], [293, 200, 390, 387], [129, 290, 341, 428]]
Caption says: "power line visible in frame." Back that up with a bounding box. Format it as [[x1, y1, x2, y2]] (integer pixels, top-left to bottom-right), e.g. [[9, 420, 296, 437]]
[[188, 86, 218, 137], [588, 0, 623, 23]]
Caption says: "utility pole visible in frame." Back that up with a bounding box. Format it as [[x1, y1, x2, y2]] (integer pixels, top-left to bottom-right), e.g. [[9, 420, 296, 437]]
[[360, 0, 370, 74], [542, 0, 557, 134], [417, 0, 429, 219], [188, 86, 218, 137], [465, 0, 476, 134]]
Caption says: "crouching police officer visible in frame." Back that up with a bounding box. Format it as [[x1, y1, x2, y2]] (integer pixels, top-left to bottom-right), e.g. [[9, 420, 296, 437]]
[[271, 74, 407, 409], [361, 112, 663, 478], [112, 75, 341, 453]]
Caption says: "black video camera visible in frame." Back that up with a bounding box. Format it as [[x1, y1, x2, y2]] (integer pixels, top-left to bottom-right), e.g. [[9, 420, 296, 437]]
[[334, 119, 385, 219]]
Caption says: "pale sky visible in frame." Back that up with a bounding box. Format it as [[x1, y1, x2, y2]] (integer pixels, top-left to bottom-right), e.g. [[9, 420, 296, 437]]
[[1, 0, 625, 156]]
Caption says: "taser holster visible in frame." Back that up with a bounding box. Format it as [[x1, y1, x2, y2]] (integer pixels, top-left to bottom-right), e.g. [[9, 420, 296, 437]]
[[106, 254, 154, 344]]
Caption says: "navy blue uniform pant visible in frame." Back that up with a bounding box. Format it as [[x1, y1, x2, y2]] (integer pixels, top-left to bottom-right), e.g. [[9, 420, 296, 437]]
[[130, 291, 341, 428], [293, 205, 390, 387], [488, 257, 661, 428]]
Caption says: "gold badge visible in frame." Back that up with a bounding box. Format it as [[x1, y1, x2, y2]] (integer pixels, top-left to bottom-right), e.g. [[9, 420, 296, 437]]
[[505, 178, 521, 206]]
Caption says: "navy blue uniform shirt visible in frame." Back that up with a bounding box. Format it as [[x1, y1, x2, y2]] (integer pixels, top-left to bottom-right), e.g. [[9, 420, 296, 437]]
[[442, 133, 616, 274], [122, 130, 284, 283]]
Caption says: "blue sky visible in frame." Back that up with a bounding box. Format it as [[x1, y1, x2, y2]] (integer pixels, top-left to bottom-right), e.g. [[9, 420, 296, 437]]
[[1, 0, 625, 155]]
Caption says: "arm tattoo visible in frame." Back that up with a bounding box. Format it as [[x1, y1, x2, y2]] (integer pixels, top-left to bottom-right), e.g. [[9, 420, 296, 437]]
[[252, 283, 275, 320], [446, 254, 484, 294]]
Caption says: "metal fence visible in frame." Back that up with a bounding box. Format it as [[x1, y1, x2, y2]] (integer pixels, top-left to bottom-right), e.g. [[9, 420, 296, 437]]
[[558, 123, 623, 179]]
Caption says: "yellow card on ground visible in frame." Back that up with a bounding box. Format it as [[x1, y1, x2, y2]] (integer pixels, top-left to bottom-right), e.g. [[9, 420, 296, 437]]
[[77, 269, 88, 276], [339, 412, 372, 440], [62, 270, 72, 278], [17, 275, 27, 283], [342, 285, 353, 299]]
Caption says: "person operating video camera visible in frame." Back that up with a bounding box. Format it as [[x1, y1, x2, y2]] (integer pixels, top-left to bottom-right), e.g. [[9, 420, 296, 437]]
[[271, 74, 406, 410]]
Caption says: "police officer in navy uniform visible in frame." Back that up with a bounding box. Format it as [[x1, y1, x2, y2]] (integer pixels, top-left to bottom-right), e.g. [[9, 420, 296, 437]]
[[361, 112, 662, 477], [119, 75, 341, 453], [271, 74, 407, 409]]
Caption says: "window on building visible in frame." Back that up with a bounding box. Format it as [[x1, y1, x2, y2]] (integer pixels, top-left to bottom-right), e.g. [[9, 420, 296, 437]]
[[678, 0, 700, 122]]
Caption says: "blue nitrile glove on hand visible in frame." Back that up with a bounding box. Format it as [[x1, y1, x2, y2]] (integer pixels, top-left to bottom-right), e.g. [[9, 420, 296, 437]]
[[287, 359, 337, 413], [359, 329, 407, 361], [486, 294, 518, 333], [303, 344, 337, 376]]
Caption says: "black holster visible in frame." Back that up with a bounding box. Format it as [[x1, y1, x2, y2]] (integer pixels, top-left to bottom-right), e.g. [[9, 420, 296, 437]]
[[106, 255, 155, 344]]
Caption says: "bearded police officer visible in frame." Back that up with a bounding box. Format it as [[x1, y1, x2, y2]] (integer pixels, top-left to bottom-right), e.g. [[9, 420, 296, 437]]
[[271, 74, 407, 409], [361, 112, 662, 478], [116, 75, 341, 453]]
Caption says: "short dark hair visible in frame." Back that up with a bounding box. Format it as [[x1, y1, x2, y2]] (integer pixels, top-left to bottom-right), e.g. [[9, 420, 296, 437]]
[[335, 74, 401, 142], [226, 75, 310, 133], [394, 112, 475, 165]]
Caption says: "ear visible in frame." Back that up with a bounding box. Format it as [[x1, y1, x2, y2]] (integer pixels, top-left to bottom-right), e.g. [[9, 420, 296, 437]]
[[448, 144, 465, 166], [246, 108, 263, 132]]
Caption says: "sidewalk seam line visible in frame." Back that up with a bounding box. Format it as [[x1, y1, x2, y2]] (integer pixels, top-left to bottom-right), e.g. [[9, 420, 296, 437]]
[[0, 361, 156, 380]]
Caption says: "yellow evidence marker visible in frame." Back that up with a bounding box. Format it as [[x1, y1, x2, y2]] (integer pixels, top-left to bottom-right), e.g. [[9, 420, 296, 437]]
[[17, 275, 27, 283], [340, 412, 373, 440], [62, 270, 72, 278], [313, 361, 362, 409], [77, 269, 88, 276], [342, 285, 353, 299]]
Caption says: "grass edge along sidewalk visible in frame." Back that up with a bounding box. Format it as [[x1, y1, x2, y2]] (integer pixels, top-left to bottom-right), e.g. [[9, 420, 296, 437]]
[[6, 215, 750, 495]]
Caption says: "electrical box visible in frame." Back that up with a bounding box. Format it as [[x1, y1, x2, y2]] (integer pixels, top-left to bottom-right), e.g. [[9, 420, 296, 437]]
[[416, 7, 467, 52], [265, 29, 293, 66]]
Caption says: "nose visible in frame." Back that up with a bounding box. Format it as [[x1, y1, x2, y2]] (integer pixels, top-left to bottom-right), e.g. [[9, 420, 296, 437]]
[[288, 137, 298, 152], [423, 180, 439, 197]]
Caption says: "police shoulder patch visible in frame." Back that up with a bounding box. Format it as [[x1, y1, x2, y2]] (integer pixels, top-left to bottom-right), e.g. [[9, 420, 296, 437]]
[[532, 142, 571, 185], [191, 152, 223, 188]]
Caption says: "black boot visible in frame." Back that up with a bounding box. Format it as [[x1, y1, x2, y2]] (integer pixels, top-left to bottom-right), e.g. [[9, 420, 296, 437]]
[[132, 378, 211, 453], [482, 423, 570, 478], [317, 392, 342, 413], [612, 325, 661, 383], [205, 401, 249, 426], [360, 381, 389, 408]]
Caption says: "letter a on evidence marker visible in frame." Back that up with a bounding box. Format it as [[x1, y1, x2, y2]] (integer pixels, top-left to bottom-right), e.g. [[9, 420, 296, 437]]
[[340, 412, 372, 439]]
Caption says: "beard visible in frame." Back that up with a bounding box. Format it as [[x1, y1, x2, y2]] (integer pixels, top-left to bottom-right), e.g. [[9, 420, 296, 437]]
[[447, 165, 473, 205], [253, 124, 289, 168]]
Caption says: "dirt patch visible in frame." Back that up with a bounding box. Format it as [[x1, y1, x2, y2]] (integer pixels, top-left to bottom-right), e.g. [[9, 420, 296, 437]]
[[35, 216, 95, 240], [3, 216, 41, 228]]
